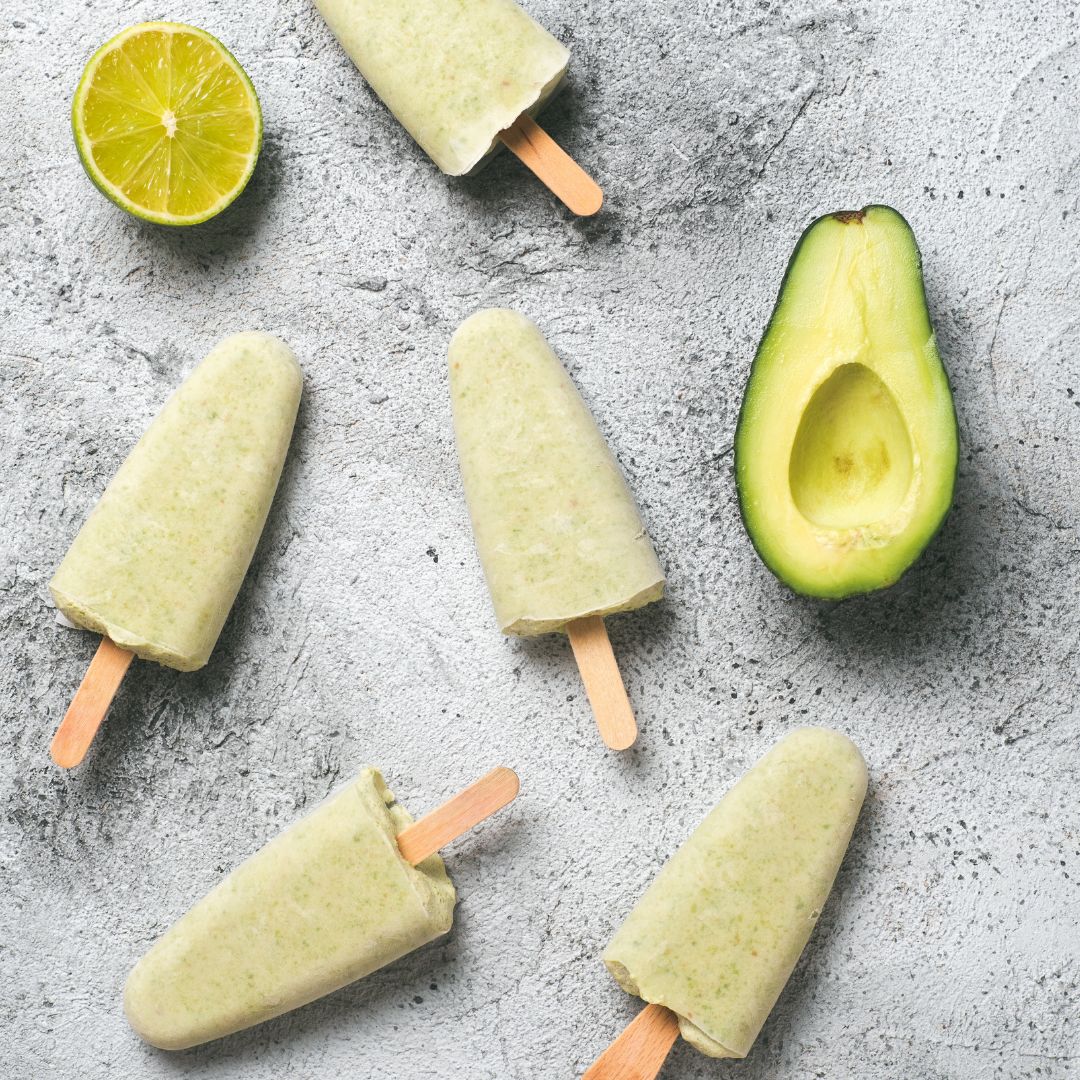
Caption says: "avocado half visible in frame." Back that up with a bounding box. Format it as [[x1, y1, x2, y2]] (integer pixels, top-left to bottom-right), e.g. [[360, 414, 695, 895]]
[[734, 206, 958, 599]]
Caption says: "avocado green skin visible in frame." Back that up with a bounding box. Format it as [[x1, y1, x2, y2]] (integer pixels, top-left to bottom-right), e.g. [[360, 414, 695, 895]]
[[733, 205, 960, 600]]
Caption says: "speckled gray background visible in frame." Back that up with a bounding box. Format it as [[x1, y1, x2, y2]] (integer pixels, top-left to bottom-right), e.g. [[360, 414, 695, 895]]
[[1, 0, 1078, 1077]]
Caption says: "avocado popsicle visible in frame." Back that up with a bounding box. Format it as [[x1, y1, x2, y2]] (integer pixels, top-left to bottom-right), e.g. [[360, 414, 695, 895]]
[[125, 768, 456, 1050], [314, 0, 568, 176], [449, 310, 663, 748], [601, 727, 867, 1061], [313, 0, 601, 214], [52, 331, 301, 670], [49, 332, 301, 766], [450, 309, 663, 635]]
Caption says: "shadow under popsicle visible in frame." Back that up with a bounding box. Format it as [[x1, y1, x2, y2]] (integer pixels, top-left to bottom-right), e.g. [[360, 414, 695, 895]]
[[448, 310, 667, 753], [511, 598, 680, 755], [129, 768, 520, 1056], [49, 334, 306, 769], [164, 949, 450, 1069], [701, 788, 877, 1079], [456, 78, 609, 222], [312, 0, 601, 216], [160, 824, 527, 1073], [583, 730, 870, 1078]]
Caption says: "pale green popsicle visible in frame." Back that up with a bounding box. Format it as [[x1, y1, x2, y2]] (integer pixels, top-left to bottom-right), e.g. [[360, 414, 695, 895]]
[[314, 0, 569, 175], [50, 333, 302, 671], [449, 309, 664, 637], [125, 768, 455, 1050], [603, 727, 867, 1058]]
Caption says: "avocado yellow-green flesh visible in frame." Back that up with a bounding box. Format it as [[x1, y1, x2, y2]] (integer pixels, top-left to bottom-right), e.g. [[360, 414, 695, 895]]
[[735, 206, 957, 598], [73, 23, 261, 225]]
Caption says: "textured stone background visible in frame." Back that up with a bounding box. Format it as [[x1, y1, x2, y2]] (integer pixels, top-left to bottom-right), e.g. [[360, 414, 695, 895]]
[[2, 0, 1078, 1077]]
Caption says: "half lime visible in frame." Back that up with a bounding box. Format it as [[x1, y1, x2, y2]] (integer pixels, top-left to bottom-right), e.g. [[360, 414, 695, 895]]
[[72, 22, 262, 226]]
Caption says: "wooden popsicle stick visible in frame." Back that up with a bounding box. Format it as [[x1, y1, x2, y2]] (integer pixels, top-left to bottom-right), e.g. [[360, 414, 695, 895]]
[[499, 113, 603, 217], [396, 766, 520, 866], [566, 615, 638, 751], [50, 637, 135, 768], [584, 1003, 681, 1080]]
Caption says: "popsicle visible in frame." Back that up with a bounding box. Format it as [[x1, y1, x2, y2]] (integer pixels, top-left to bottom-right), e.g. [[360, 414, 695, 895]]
[[49, 332, 302, 767], [125, 766, 519, 1050], [313, 0, 602, 215], [449, 309, 664, 750], [587, 727, 867, 1077]]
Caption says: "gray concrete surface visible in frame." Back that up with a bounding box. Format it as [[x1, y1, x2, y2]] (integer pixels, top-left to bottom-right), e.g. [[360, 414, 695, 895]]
[[2, 0, 1078, 1077]]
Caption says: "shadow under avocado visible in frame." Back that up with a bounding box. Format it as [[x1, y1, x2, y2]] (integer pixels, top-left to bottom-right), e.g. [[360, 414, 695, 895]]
[[753, 253, 988, 667], [807, 462, 984, 648], [805, 404, 989, 666]]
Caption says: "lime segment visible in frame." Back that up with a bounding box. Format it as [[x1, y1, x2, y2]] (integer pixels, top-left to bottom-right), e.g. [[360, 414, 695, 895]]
[[72, 23, 262, 226]]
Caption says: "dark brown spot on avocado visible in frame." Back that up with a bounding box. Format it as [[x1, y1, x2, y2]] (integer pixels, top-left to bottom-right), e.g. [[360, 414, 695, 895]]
[[833, 209, 866, 224]]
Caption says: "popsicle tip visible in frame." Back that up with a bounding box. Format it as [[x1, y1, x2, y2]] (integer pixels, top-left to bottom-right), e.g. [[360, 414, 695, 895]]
[[49, 734, 85, 770], [491, 765, 521, 799], [603, 726, 638, 752], [499, 114, 603, 218], [396, 765, 522, 865], [50, 637, 134, 769], [572, 183, 604, 218], [566, 616, 640, 752]]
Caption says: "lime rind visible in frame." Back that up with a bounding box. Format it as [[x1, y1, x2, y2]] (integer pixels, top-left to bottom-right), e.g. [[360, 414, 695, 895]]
[[72, 22, 262, 226]]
